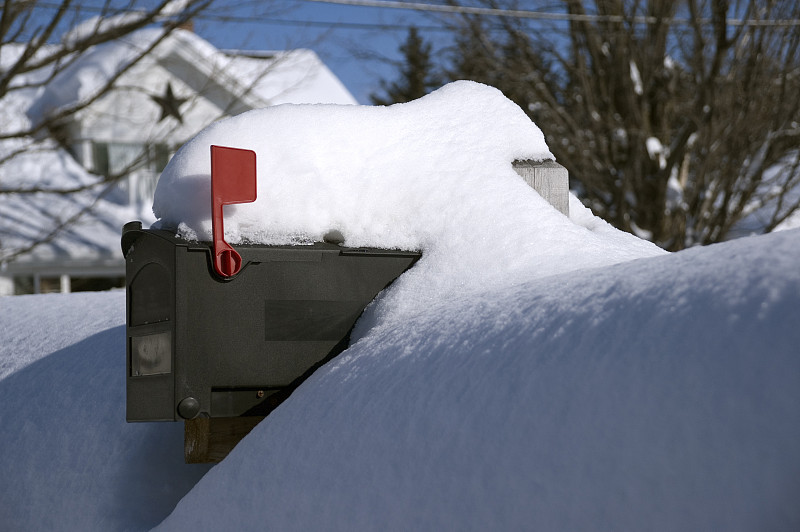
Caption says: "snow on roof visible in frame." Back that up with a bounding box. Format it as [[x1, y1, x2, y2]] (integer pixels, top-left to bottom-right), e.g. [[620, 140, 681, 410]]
[[219, 48, 356, 106], [26, 27, 355, 124], [0, 180, 154, 268], [0, 109, 153, 267], [25, 28, 167, 123], [0, 58, 137, 268]]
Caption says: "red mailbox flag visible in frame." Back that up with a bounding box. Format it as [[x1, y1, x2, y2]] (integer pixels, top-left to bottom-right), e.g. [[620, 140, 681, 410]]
[[210, 145, 257, 277]]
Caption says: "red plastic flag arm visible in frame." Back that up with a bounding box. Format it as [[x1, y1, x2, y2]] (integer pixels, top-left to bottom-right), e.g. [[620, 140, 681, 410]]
[[210, 145, 257, 277]]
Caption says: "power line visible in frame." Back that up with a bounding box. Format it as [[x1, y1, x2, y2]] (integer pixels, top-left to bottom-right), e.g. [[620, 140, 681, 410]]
[[26, 0, 800, 34], [194, 12, 448, 32], [29, 1, 450, 34], [300, 0, 800, 27]]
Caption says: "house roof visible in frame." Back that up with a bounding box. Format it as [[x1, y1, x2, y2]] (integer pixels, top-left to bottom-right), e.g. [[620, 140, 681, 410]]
[[26, 28, 356, 126], [0, 27, 357, 279]]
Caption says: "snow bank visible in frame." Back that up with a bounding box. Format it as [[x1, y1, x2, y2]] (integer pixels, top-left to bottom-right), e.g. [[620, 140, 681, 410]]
[[6, 82, 796, 531], [2, 218, 798, 532], [146, 84, 796, 530], [0, 292, 212, 530], [156, 228, 800, 532]]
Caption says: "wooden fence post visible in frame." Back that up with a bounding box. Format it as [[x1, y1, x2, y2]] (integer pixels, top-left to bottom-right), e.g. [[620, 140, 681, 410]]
[[185, 416, 265, 463], [512, 160, 569, 216]]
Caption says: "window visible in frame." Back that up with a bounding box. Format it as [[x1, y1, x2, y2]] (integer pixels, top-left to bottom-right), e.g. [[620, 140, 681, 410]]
[[13, 275, 62, 294], [91, 141, 172, 205], [92, 142, 110, 176], [13, 275, 125, 295], [91, 142, 171, 176]]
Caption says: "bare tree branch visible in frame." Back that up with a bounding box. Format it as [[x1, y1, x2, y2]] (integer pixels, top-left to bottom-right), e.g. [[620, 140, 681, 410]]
[[1, 1, 325, 264], [437, 0, 800, 249]]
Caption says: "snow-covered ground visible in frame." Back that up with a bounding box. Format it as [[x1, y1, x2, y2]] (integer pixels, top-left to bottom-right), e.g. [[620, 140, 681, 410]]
[[1, 82, 798, 530], [2, 228, 798, 531]]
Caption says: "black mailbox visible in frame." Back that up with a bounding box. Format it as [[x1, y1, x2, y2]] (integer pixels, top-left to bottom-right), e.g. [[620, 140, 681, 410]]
[[122, 222, 420, 422]]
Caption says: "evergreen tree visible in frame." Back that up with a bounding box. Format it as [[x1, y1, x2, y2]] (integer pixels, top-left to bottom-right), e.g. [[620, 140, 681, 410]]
[[444, 16, 499, 87], [370, 27, 441, 105]]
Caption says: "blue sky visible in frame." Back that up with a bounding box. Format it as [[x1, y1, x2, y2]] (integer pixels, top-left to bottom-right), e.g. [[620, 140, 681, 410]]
[[23, 0, 446, 104], [192, 0, 451, 103]]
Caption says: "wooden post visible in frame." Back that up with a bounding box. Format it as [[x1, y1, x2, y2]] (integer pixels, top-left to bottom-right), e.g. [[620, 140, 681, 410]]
[[184, 416, 265, 464], [512, 160, 569, 216]]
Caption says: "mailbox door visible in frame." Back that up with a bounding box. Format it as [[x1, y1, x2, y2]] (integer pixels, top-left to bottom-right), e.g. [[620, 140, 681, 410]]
[[125, 227, 178, 421]]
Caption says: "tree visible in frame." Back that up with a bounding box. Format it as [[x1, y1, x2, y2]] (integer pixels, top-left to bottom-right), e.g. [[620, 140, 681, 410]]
[[0, 1, 214, 263], [2, 1, 323, 274], [1, 1, 212, 138], [371, 26, 442, 105], [443, 0, 800, 249]]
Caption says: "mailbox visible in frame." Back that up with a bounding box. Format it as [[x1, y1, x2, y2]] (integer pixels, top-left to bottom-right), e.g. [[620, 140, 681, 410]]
[[123, 146, 420, 423], [123, 223, 419, 421]]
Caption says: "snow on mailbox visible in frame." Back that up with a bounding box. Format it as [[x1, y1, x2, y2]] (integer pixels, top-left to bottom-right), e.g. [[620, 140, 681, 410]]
[[121, 82, 569, 462], [123, 146, 419, 460]]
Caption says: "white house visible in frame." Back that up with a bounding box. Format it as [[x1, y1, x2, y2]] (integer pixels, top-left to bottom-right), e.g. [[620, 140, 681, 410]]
[[0, 27, 356, 296]]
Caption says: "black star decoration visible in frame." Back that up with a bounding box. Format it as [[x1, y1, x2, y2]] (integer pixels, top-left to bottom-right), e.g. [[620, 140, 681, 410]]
[[150, 82, 188, 124]]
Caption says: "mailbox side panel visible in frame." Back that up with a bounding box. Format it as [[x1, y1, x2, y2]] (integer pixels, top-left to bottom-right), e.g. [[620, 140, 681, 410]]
[[172, 246, 419, 419], [124, 226, 420, 421], [173, 247, 353, 419], [125, 229, 178, 421]]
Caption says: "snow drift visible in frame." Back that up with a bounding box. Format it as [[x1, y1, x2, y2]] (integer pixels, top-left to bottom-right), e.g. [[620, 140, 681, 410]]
[[157, 228, 800, 531], [1, 81, 798, 530], [2, 230, 798, 531]]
